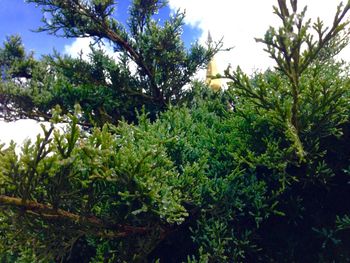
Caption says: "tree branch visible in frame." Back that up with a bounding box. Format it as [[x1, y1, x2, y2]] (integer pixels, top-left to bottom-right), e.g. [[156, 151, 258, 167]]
[[0, 195, 149, 238], [49, 0, 162, 102]]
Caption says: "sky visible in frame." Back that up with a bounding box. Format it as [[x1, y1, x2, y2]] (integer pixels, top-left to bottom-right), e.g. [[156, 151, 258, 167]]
[[1, 0, 350, 147], [0, 0, 70, 55]]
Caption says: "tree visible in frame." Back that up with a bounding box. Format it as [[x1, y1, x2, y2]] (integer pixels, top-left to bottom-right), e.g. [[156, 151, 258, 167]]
[[0, 0, 220, 125], [222, 0, 350, 261], [0, 35, 37, 80], [225, 0, 350, 160], [1, 0, 350, 262]]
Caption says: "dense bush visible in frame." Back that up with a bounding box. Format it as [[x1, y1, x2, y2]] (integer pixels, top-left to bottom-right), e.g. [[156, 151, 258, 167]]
[[1, 80, 349, 262], [1, 0, 350, 262]]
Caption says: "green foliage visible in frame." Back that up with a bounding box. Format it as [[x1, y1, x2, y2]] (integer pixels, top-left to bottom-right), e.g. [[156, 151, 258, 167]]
[[226, 0, 350, 161], [0, 109, 189, 260], [0, 35, 38, 80], [1, 78, 350, 262], [0, 89, 269, 261], [1, 0, 350, 262]]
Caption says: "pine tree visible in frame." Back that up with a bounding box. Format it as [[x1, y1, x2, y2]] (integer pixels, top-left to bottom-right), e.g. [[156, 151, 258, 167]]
[[0, 0, 220, 125]]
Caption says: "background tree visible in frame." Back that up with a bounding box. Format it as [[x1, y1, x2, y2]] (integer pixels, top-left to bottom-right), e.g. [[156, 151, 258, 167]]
[[0, 0, 220, 126], [0, 35, 37, 80]]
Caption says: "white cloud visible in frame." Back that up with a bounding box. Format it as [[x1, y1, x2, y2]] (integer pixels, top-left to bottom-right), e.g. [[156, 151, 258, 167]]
[[64, 37, 139, 75], [64, 37, 94, 60], [0, 120, 66, 153], [63, 37, 117, 60], [0, 120, 47, 149], [169, 0, 350, 74]]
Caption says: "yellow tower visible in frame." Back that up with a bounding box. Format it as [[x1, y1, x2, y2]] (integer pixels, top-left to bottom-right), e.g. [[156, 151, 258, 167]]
[[206, 32, 221, 92]]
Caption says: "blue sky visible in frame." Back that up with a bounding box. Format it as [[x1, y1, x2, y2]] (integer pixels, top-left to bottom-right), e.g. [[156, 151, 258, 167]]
[[0, 0, 201, 57], [0, 0, 70, 55]]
